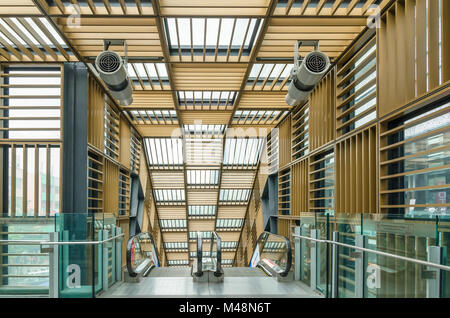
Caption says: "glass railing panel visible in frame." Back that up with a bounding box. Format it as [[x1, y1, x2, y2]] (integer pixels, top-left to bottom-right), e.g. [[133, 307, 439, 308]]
[[102, 213, 116, 288], [438, 215, 450, 298], [299, 213, 315, 285], [316, 212, 330, 296], [332, 213, 362, 298], [55, 213, 97, 298], [362, 213, 438, 298], [0, 218, 53, 295]]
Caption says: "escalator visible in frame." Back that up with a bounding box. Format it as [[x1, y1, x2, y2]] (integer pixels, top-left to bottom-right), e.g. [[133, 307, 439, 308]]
[[106, 231, 318, 297], [193, 231, 292, 281], [191, 231, 224, 282], [126, 232, 160, 278]]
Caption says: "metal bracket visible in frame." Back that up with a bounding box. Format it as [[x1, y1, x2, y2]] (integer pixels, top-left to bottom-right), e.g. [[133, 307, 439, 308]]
[[294, 40, 320, 68], [103, 39, 128, 66]]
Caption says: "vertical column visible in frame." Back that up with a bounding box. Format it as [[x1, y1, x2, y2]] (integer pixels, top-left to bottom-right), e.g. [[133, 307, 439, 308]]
[[310, 229, 318, 290], [426, 246, 446, 298], [355, 234, 368, 298], [331, 231, 339, 298], [110, 226, 116, 285], [48, 232, 59, 298], [294, 226, 301, 281], [115, 227, 123, 282], [102, 229, 109, 291]]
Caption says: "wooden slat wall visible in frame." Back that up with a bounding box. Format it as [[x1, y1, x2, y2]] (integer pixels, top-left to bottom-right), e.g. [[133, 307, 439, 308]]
[[309, 148, 335, 214], [104, 102, 120, 160], [119, 116, 131, 170], [378, 0, 449, 117], [118, 168, 130, 216], [88, 76, 105, 151], [278, 167, 291, 215], [291, 158, 309, 216], [277, 218, 290, 238], [291, 103, 309, 161], [87, 148, 104, 214], [104, 158, 119, 215], [336, 37, 377, 138], [335, 125, 377, 214], [309, 68, 335, 151], [278, 114, 291, 169]]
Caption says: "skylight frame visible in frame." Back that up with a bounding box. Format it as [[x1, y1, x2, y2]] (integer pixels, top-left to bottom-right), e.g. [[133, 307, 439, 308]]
[[233, 110, 289, 125], [188, 205, 217, 219], [164, 242, 189, 251], [219, 189, 251, 204], [177, 91, 238, 110], [128, 109, 178, 125], [216, 218, 244, 230], [144, 138, 184, 169], [126, 62, 170, 90], [186, 169, 220, 188], [182, 124, 226, 138], [0, 17, 72, 61], [160, 219, 187, 231], [223, 138, 264, 169], [163, 17, 264, 61], [246, 63, 293, 90], [153, 189, 186, 205]]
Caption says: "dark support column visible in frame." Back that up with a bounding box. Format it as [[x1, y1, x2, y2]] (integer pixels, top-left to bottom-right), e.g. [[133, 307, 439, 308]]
[[61, 62, 90, 295], [62, 62, 88, 214]]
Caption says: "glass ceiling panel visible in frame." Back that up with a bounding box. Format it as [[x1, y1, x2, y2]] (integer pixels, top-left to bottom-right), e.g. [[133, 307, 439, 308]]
[[160, 219, 187, 229], [219, 189, 251, 203], [144, 138, 183, 167], [126, 63, 169, 86], [247, 63, 293, 88], [178, 91, 237, 107], [223, 138, 264, 167], [188, 205, 217, 216], [164, 17, 263, 56], [154, 189, 186, 202], [186, 170, 220, 186], [183, 125, 226, 137]]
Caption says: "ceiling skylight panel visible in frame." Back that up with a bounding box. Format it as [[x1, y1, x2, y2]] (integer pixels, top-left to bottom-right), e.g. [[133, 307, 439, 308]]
[[219, 18, 234, 47], [177, 18, 191, 47], [205, 19, 220, 46], [231, 19, 250, 47], [192, 18, 205, 47]]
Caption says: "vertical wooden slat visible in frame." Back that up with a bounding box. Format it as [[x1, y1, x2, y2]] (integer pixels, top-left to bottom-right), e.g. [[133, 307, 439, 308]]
[[428, 0, 440, 89], [416, 0, 427, 95], [395, 1, 407, 104], [405, 0, 416, 101], [442, 0, 450, 83]]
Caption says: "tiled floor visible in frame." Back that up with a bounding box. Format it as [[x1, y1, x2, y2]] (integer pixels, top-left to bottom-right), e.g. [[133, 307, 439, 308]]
[[99, 268, 322, 298]]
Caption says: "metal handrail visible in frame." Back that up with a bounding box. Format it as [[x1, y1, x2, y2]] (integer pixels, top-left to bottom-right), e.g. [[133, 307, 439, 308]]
[[195, 232, 203, 277], [195, 231, 223, 277], [293, 234, 450, 272], [251, 231, 292, 277], [211, 231, 222, 277], [0, 233, 124, 246]]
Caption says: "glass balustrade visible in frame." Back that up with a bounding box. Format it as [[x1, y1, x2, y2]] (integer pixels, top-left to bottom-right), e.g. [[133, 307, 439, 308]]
[[293, 212, 450, 298]]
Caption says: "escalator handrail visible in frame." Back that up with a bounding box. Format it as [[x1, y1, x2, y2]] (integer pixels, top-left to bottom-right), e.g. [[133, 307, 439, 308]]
[[250, 231, 292, 277], [126, 232, 159, 277], [211, 231, 222, 276], [195, 232, 203, 276]]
